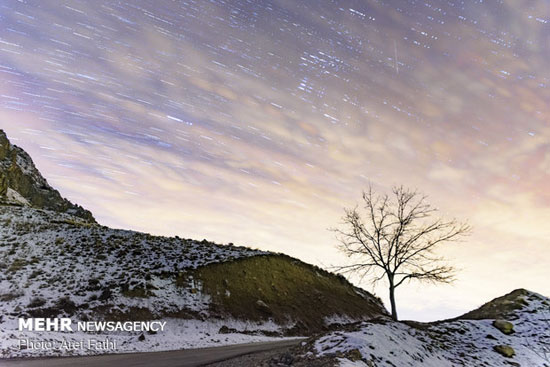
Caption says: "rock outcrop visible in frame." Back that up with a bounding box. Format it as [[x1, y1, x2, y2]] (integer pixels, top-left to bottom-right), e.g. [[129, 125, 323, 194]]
[[492, 319, 514, 335], [286, 289, 550, 367], [0, 130, 95, 222], [493, 344, 515, 358]]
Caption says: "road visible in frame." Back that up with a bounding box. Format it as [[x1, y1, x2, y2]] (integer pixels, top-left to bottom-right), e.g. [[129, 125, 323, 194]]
[[1, 339, 303, 367]]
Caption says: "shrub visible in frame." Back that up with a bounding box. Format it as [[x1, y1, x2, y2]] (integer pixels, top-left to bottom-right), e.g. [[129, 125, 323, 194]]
[[28, 297, 47, 308]]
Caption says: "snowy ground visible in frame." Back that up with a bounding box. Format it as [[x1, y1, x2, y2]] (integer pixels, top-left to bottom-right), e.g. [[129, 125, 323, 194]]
[[1, 317, 294, 358], [313, 290, 550, 366], [0, 205, 279, 358], [0, 205, 266, 315]]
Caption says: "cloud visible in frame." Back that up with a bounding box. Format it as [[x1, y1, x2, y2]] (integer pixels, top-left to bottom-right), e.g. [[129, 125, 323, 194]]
[[1, 0, 549, 320]]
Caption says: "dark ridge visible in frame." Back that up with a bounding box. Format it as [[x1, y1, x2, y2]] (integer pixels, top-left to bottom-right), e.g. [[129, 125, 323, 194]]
[[457, 288, 534, 321], [0, 129, 95, 223], [192, 254, 389, 334]]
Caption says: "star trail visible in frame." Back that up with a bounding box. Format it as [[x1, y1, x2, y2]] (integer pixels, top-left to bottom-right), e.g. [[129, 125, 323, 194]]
[[1, 0, 549, 320]]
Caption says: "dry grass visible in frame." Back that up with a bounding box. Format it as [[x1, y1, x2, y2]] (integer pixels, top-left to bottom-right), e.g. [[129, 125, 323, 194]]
[[194, 254, 387, 334]]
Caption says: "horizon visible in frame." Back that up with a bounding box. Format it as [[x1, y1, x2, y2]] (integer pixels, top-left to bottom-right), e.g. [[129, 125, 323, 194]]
[[1, 0, 549, 321]]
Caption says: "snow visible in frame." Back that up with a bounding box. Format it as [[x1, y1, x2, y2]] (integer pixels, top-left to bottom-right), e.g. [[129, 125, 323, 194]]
[[314, 291, 550, 366], [1, 317, 298, 358], [324, 314, 361, 327], [337, 358, 368, 367], [0, 205, 276, 358], [6, 188, 30, 206], [317, 322, 453, 367], [12, 148, 48, 187]]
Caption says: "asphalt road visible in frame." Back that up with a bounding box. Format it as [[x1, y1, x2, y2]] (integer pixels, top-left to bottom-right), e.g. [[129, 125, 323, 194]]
[[1, 339, 303, 367]]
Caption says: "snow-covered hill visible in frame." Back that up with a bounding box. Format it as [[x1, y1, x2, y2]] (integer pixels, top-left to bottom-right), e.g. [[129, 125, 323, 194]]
[[0, 204, 387, 358], [0, 130, 94, 222], [0, 205, 274, 357], [294, 289, 550, 366], [0, 130, 387, 358]]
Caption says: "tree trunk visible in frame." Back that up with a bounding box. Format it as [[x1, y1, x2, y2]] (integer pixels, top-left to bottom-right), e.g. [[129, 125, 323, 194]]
[[388, 281, 398, 321]]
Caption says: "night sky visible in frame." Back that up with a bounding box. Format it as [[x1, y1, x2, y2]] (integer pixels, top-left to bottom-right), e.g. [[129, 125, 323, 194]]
[[1, 0, 549, 320]]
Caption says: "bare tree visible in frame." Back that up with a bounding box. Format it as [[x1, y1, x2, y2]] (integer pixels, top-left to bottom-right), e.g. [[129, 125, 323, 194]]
[[333, 185, 470, 321]]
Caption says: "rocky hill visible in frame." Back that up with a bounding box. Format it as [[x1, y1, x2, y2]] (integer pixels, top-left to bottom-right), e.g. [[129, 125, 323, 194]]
[[269, 289, 549, 367], [0, 131, 388, 358], [0, 130, 94, 222]]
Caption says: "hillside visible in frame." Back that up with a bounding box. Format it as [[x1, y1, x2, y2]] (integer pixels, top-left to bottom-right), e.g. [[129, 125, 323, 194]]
[[0, 131, 388, 358], [0, 130, 94, 222], [264, 289, 549, 367]]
